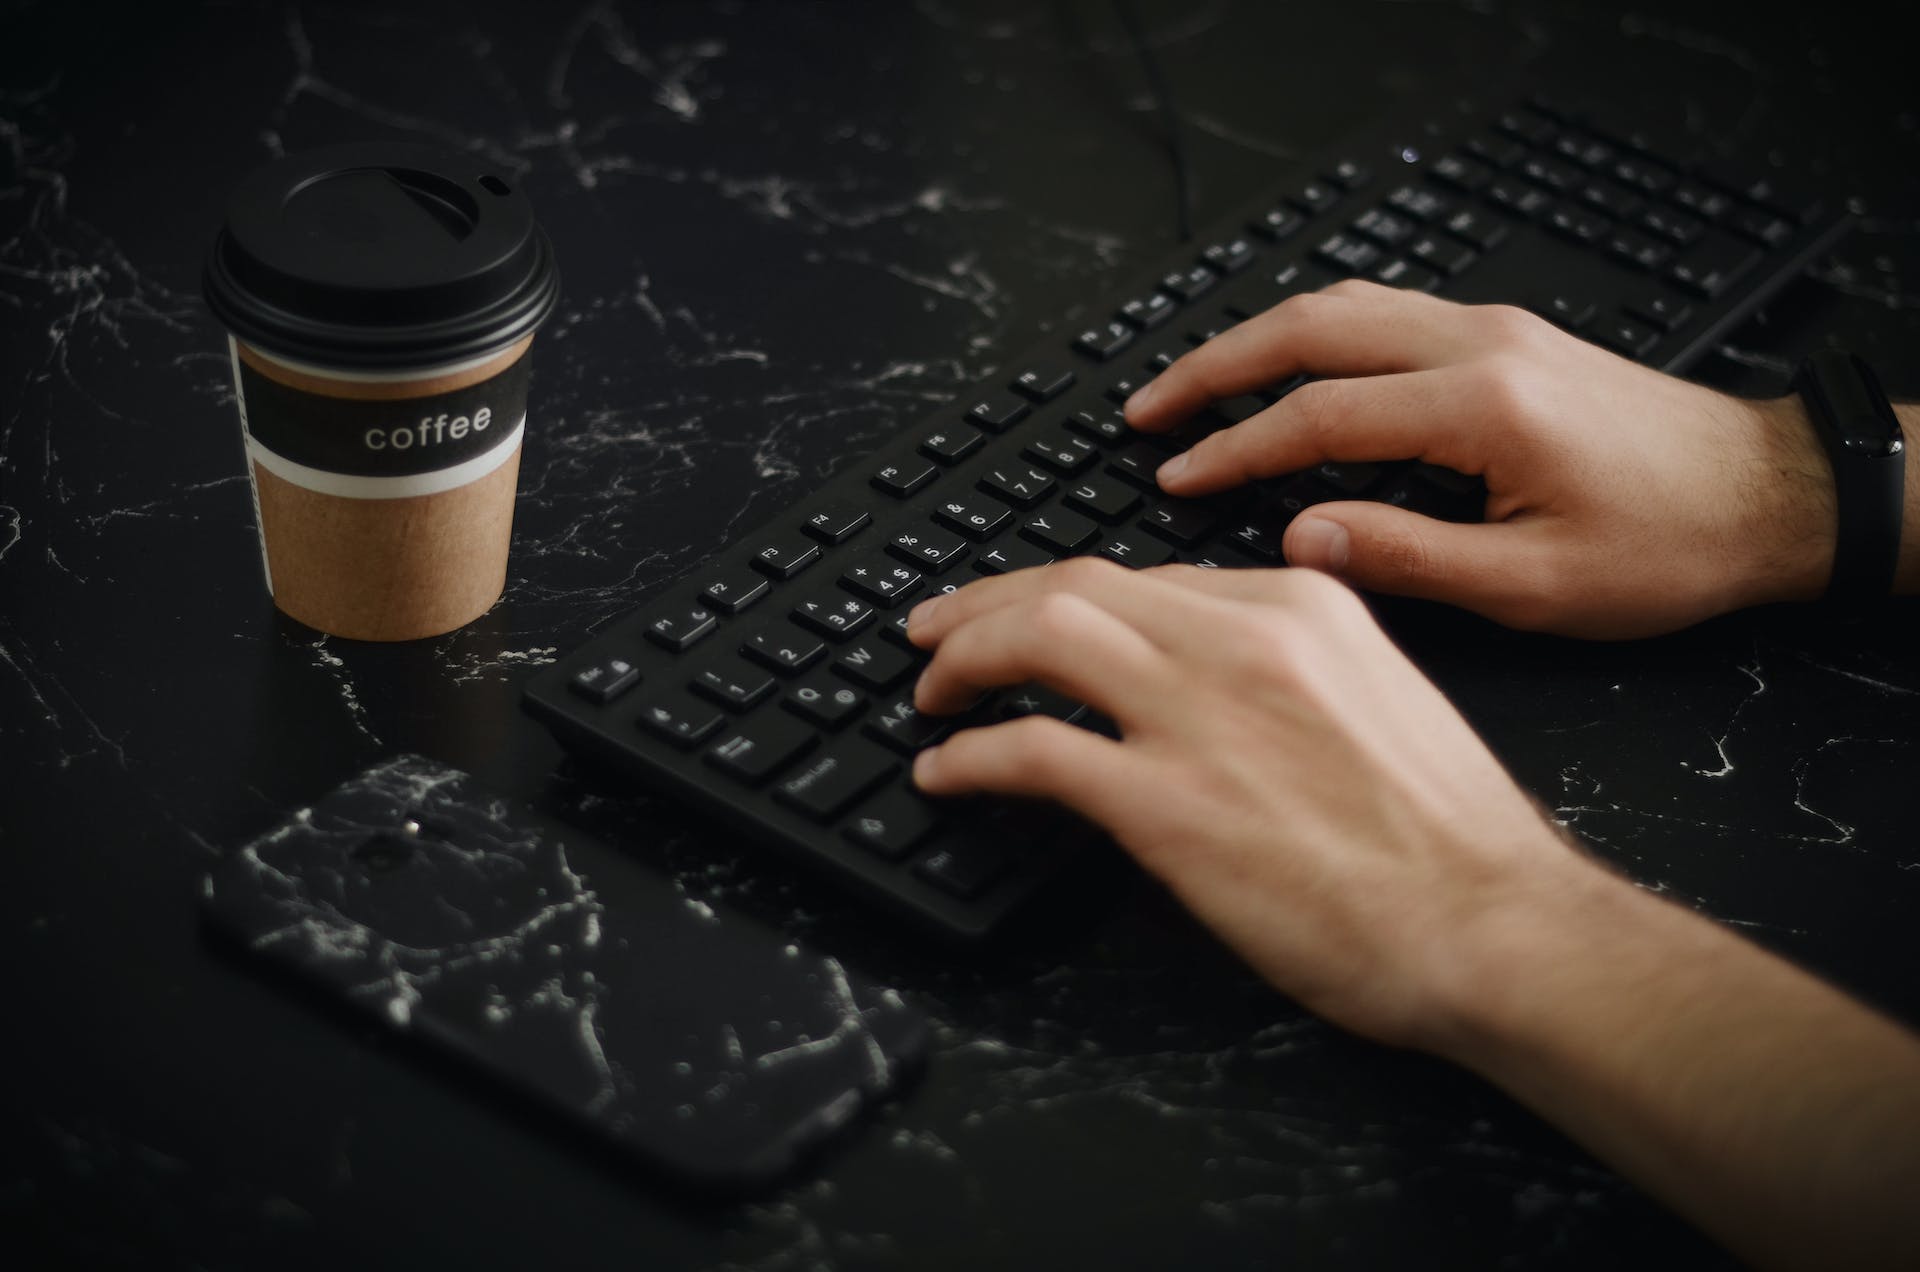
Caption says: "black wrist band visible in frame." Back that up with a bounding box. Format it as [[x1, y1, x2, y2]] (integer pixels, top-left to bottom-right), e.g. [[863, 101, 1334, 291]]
[[1793, 349, 1906, 602]]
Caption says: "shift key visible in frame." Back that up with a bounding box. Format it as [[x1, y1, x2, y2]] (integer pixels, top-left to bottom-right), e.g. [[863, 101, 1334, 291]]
[[774, 746, 900, 822]]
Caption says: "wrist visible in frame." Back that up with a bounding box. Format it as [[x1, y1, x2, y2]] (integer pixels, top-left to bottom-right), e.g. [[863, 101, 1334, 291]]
[[1726, 392, 1838, 609], [1410, 843, 1672, 1070]]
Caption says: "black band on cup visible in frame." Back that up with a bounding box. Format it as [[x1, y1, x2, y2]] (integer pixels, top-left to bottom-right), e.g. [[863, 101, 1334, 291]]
[[233, 349, 532, 499]]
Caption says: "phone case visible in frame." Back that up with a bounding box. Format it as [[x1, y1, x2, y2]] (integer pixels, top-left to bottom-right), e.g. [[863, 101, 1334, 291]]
[[200, 754, 928, 1192]]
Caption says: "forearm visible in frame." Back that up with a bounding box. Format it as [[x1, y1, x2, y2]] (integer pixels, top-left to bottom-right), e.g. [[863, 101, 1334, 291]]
[[1427, 855, 1920, 1271]]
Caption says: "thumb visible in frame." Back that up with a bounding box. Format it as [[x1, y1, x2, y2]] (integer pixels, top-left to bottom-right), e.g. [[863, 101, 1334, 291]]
[[1281, 501, 1551, 625]]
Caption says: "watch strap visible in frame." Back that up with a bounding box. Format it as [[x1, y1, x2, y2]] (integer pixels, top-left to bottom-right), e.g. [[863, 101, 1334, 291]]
[[1793, 350, 1906, 602]]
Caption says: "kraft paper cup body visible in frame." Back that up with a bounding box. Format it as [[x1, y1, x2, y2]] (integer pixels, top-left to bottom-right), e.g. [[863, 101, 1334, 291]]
[[202, 141, 559, 642], [227, 334, 535, 642]]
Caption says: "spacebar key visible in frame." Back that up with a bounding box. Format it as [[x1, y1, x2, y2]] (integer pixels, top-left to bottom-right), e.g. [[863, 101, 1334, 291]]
[[773, 747, 900, 822]]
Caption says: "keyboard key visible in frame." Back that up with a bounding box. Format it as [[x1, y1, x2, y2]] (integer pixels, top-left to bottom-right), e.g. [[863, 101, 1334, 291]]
[[1639, 206, 1704, 247], [1066, 476, 1146, 523], [1118, 292, 1177, 330], [1625, 291, 1692, 332], [1708, 169, 1823, 224], [1465, 133, 1527, 169], [1226, 512, 1295, 562], [888, 526, 969, 574], [1441, 207, 1510, 251], [1020, 508, 1099, 555], [1520, 155, 1579, 193], [782, 674, 866, 729], [864, 697, 954, 755], [1544, 205, 1610, 245], [1023, 431, 1097, 474], [871, 459, 938, 498], [1011, 365, 1077, 403], [569, 655, 640, 705], [997, 684, 1087, 723], [637, 692, 725, 749], [691, 658, 777, 711], [1139, 498, 1222, 547], [1431, 153, 1492, 193], [750, 534, 823, 580], [1225, 261, 1337, 319], [792, 591, 876, 640], [1289, 180, 1340, 214], [1200, 237, 1256, 274], [802, 503, 872, 544], [844, 787, 941, 861], [1592, 316, 1658, 360], [965, 393, 1031, 433], [1729, 208, 1793, 248], [1606, 227, 1672, 272], [1668, 236, 1759, 299], [775, 747, 899, 822], [1486, 178, 1554, 219], [1578, 180, 1643, 220], [1670, 181, 1733, 222], [1104, 440, 1173, 490], [1096, 533, 1176, 568], [1611, 156, 1675, 196], [833, 639, 918, 692], [1066, 408, 1130, 444], [1374, 258, 1442, 293], [1385, 184, 1452, 222], [1106, 372, 1147, 404], [978, 462, 1057, 508], [919, 426, 984, 465], [973, 540, 1055, 575], [743, 623, 827, 674], [934, 497, 1014, 542], [1159, 264, 1216, 302], [701, 571, 770, 615], [1072, 320, 1136, 362], [1409, 234, 1476, 277], [914, 838, 1012, 899], [1530, 294, 1597, 331], [1323, 158, 1371, 190], [706, 714, 817, 785], [646, 605, 718, 653], [1249, 205, 1304, 240], [1314, 232, 1383, 275], [1352, 207, 1418, 248], [1314, 461, 1383, 495], [841, 557, 926, 606], [1554, 134, 1614, 170]]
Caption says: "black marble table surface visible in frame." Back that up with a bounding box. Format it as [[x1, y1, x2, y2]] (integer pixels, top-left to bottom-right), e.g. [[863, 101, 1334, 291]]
[[4, 1, 1917, 1267]]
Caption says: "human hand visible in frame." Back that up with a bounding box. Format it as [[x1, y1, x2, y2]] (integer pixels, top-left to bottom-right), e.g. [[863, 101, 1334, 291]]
[[1124, 281, 1835, 638], [906, 558, 1602, 1047]]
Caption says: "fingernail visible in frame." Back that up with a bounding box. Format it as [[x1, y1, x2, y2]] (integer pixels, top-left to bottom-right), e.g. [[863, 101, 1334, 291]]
[[912, 747, 941, 786], [1124, 379, 1158, 420], [1156, 452, 1190, 485], [1289, 517, 1350, 571], [907, 596, 942, 632]]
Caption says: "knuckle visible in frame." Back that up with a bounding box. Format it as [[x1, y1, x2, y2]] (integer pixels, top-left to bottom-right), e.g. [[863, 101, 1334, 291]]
[[1054, 555, 1121, 591], [1478, 302, 1548, 350], [1286, 379, 1347, 448], [1321, 277, 1378, 301], [1473, 353, 1543, 425], [1027, 590, 1101, 642]]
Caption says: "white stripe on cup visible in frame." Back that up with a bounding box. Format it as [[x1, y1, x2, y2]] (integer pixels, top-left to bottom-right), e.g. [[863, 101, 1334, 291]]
[[247, 416, 526, 499]]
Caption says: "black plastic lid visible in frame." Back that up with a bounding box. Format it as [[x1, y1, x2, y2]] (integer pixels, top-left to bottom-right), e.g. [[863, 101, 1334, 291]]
[[202, 142, 559, 370]]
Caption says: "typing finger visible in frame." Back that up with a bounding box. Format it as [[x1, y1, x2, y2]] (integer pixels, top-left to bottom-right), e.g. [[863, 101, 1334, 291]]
[[1154, 364, 1497, 496], [912, 715, 1159, 833], [1123, 281, 1475, 430], [911, 585, 1174, 723]]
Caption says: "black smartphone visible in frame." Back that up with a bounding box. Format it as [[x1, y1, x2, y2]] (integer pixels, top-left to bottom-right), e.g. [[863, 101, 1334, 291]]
[[200, 755, 928, 1193]]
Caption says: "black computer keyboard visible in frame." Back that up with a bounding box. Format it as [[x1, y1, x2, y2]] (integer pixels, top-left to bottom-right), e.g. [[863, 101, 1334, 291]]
[[524, 85, 1849, 941]]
